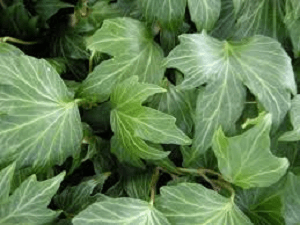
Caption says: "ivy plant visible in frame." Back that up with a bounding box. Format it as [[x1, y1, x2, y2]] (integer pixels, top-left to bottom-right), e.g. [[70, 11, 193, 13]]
[[1, 0, 300, 224]]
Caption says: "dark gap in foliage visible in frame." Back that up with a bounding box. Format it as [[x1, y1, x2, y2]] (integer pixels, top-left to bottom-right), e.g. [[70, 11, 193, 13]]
[[156, 173, 172, 194]]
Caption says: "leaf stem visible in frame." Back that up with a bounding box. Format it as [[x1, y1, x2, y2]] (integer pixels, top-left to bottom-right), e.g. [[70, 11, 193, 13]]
[[89, 52, 95, 73], [0, 36, 38, 45], [149, 167, 160, 205], [0, 0, 6, 9]]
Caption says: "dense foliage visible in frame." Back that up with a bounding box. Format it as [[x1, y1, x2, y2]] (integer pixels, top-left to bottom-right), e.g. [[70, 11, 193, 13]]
[[1, 0, 300, 224]]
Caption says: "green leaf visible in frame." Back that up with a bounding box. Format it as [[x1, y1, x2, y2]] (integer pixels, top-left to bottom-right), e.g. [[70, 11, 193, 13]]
[[235, 183, 285, 225], [137, 0, 186, 30], [150, 81, 195, 135], [0, 163, 16, 204], [187, 0, 221, 32], [73, 197, 170, 225], [79, 17, 165, 102], [212, 113, 289, 188], [167, 32, 296, 159], [156, 183, 252, 225], [285, 0, 300, 57], [0, 55, 82, 170], [110, 77, 191, 163], [280, 95, 300, 141], [34, 0, 73, 21], [0, 168, 65, 225], [54, 174, 110, 215], [0, 43, 24, 57], [283, 172, 300, 225]]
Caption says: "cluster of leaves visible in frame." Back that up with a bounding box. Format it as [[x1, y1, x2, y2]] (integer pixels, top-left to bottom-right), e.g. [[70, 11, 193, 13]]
[[1, 0, 300, 224]]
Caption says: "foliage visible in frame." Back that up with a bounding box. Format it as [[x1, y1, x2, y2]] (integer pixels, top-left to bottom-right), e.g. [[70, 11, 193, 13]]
[[0, 0, 300, 224]]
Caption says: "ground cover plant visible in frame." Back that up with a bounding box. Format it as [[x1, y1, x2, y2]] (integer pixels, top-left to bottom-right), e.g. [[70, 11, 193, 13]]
[[1, 0, 300, 224]]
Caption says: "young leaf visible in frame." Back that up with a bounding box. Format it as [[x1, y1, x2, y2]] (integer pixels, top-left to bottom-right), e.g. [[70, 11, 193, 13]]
[[0, 167, 65, 225], [156, 183, 252, 225], [280, 95, 300, 141], [167, 32, 296, 161], [0, 55, 82, 170], [79, 17, 165, 102], [110, 77, 191, 162], [212, 114, 289, 188], [187, 0, 221, 32], [282, 172, 300, 225], [73, 197, 170, 225]]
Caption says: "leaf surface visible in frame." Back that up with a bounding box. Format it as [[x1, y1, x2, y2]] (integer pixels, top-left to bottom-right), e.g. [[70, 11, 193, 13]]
[[156, 183, 252, 225], [110, 77, 191, 163], [212, 114, 289, 188], [35, 0, 73, 21], [73, 197, 170, 225], [0, 55, 82, 170], [167, 32, 295, 160], [0, 167, 65, 225], [79, 18, 165, 102]]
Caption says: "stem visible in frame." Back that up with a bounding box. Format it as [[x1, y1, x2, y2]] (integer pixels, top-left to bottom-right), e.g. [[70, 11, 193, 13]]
[[150, 167, 160, 205], [214, 180, 235, 200], [89, 52, 94, 73], [0, 37, 38, 45]]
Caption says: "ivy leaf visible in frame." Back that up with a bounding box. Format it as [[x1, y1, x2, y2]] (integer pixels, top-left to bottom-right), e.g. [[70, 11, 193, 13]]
[[0, 43, 24, 57], [110, 77, 191, 162], [0, 164, 65, 224], [156, 183, 252, 225], [34, 0, 73, 21], [283, 172, 300, 225], [0, 55, 82, 170], [280, 95, 300, 141], [54, 174, 110, 215], [73, 197, 170, 225], [79, 17, 165, 102], [138, 0, 186, 30], [0, 163, 15, 204], [235, 183, 285, 225], [212, 113, 289, 189], [187, 0, 221, 32], [167, 32, 296, 160]]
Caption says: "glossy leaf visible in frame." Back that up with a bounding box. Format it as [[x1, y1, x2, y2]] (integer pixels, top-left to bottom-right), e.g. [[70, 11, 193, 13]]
[[212, 114, 289, 188], [110, 77, 191, 162], [0, 163, 15, 204], [156, 183, 252, 225], [0, 55, 82, 170], [283, 172, 300, 225], [188, 0, 221, 31], [73, 197, 170, 225], [0, 166, 65, 225], [79, 18, 165, 102], [167, 32, 296, 160]]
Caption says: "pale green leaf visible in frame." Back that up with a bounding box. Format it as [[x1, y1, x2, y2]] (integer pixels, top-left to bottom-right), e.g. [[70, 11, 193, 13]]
[[167, 32, 295, 158], [110, 77, 191, 162], [187, 0, 221, 31], [138, 0, 186, 30], [235, 183, 285, 225], [0, 163, 15, 204], [283, 172, 300, 225], [156, 183, 252, 225], [34, 0, 73, 21], [79, 17, 165, 102], [0, 43, 24, 57], [0, 172, 65, 224], [0, 55, 82, 170], [280, 95, 300, 141], [212, 114, 289, 188], [73, 197, 170, 225]]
